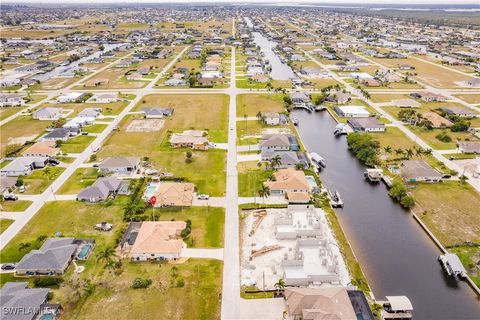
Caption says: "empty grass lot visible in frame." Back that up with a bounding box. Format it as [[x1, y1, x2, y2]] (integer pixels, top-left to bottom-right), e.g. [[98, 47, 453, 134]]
[[0, 107, 22, 121], [454, 94, 480, 104], [238, 161, 273, 197], [409, 126, 478, 150], [370, 57, 473, 88], [412, 181, 480, 246], [0, 200, 32, 212], [134, 94, 229, 142], [57, 168, 99, 194], [23, 166, 65, 194], [1, 116, 52, 156], [236, 93, 286, 117], [81, 68, 148, 89], [81, 124, 108, 134], [37, 101, 129, 116], [60, 135, 95, 154], [62, 259, 222, 320], [156, 206, 225, 248]]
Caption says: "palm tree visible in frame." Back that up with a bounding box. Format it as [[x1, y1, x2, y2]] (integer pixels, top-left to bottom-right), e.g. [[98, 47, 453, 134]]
[[394, 148, 404, 157], [383, 146, 392, 154], [42, 166, 51, 179], [104, 260, 117, 273], [274, 278, 285, 296], [258, 185, 271, 203], [36, 235, 47, 243], [406, 148, 414, 159], [96, 247, 118, 264], [270, 155, 282, 170], [18, 242, 31, 252], [256, 111, 262, 121]]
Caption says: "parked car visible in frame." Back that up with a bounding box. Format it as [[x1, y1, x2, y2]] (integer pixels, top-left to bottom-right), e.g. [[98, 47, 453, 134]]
[[49, 159, 60, 166], [19, 185, 25, 193], [1, 264, 16, 270], [197, 194, 210, 200], [82, 132, 89, 136], [4, 194, 18, 201]]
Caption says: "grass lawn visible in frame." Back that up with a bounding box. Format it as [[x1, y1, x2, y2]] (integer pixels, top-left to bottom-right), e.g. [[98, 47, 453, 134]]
[[0, 219, 14, 234], [151, 150, 226, 196], [82, 124, 108, 134], [370, 94, 410, 103], [23, 166, 65, 194], [0, 107, 22, 121], [37, 101, 129, 117], [57, 168, 99, 195], [236, 79, 269, 89], [454, 94, 480, 104], [449, 246, 480, 288], [1, 116, 52, 157], [134, 94, 229, 142], [61, 259, 222, 320], [301, 78, 341, 90], [156, 206, 224, 248], [0, 200, 125, 263], [78, 69, 148, 89], [25, 95, 48, 105], [60, 135, 95, 153], [0, 200, 32, 212], [409, 126, 477, 150], [412, 181, 480, 246], [238, 161, 272, 197], [236, 93, 286, 117]]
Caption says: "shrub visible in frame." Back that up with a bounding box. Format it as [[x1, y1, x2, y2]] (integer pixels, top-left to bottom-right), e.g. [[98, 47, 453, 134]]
[[33, 277, 63, 287], [451, 120, 470, 132], [176, 277, 185, 288], [132, 277, 152, 289], [435, 131, 452, 143], [400, 195, 416, 208], [346, 133, 380, 166]]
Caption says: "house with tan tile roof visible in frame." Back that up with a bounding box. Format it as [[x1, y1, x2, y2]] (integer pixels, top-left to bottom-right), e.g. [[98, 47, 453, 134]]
[[169, 130, 210, 150], [126, 221, 187, 261], [21, 141, 59, 157], [154, 182, 195, 207], [265, 168, 310, 200], [284, 287, 367, 320], [421, 112, 453, 128]]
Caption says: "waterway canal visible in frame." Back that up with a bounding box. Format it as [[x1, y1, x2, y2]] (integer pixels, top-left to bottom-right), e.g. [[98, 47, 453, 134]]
[[291, 109, 480, 320]]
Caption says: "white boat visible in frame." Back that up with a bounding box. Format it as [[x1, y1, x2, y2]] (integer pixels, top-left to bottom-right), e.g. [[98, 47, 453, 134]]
[[333, 123, 348, 136], [328, 189, 343, 208], [292, 117, 299, 126], [310, 152, 326, 168], [439, 253, 467, 279], [314, 105, 326, 111]]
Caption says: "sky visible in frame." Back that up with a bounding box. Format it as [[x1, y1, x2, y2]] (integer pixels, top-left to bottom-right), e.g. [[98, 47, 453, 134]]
[[5, 0, 480, 4]]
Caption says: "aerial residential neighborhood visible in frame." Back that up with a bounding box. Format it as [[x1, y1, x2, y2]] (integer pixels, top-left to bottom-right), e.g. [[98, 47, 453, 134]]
[[0, 1, 479, 320]]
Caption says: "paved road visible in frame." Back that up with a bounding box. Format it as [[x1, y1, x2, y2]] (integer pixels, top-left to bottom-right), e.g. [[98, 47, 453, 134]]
[[221, 46, 242, 320], [0, 48, 188, 252]]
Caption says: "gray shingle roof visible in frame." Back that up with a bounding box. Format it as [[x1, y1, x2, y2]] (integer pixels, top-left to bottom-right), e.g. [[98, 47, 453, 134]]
[[0, 282, 49, 320]]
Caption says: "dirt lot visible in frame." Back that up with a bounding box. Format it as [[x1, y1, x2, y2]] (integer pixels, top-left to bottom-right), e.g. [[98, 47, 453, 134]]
[[126, 119, 164, 132]]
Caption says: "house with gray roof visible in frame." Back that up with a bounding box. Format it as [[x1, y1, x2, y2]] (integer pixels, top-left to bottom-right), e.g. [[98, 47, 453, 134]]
[[261, 150, 309, 169], [141, 107, 174, 118], [32, 107, 61, 121], [15, 238, 93, 276], [290, 92, 310, 106], [0, 282, 62, 320], [98, 157, 140, 174], [0, 157, 48, 177], [347, 117, 385, 132], [259, 134, 300, 152], [78, 108, 102, 118], [41, 128, 80, 142], [400, 160, 443, 183], [77, 177, 122, 202], [0, 93, 25, 107], [457, 141, 480, 154]]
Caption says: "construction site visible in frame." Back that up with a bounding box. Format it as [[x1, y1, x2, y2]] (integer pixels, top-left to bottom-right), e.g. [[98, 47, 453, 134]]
[[240, 205, 351, 291], [126, 118, 165, 132]]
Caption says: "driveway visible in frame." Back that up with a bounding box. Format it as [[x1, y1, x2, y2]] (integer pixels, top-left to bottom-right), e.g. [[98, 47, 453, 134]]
[[237, 154, 261, 162], [238, 196, 288, 205], [181, 248, 224, 261], [237, 144, 259, 152], [192, 197, 226, 207]]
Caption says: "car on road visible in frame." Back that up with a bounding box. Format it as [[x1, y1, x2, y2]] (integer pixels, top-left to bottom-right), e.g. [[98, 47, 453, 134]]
[[4, 194, 18, 201], [1, 264, 16, 270], [197, 194, 210, 200]]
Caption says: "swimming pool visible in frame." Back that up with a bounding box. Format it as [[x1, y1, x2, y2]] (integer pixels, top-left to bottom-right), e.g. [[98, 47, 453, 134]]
[[306, 175, 318, 188], [144, 183, 158, 199], [39, 313, 54, 320], [76, 243, 93, 260]]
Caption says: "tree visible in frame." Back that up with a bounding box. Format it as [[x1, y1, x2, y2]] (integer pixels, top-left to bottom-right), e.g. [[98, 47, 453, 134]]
[[274, 278, 285, 295], [388, 180, 407, 200], [270, 155, 282, 170], [16, 176, 24, 187], [459, 175, 468, 185], [43, 167, 51, 179], [36, 235, 47, 244], [383, 146, 392, 154], [295, 163, 305, 170], [5, 144, 23, 157], [96, 247, 118, 265], [258, 185, 270, 202], [18, 242, 31, 252], [256, 111, 263, 121], [185, 151, 193, 164], [406, 148, 414, 159], [346, 133, 380, 166], [400, 195, 415, 208]]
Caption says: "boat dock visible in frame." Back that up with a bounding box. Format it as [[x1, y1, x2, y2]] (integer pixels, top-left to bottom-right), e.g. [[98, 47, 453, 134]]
[[364, 168, 383, 183], [327, 189, 344, 208], [439, 253, 467, 279]]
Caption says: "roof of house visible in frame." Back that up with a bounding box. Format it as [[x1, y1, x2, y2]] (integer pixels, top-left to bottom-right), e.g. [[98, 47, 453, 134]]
[[0, 282, 50, 320], [265, 168, 310, 191], [33, 107, 60, 118], [421, 112, 453, 127], [141, 107, 174, 116], [130, 221, 186, 255], [385, 296, 414, 312], [170, 130, 208, 146], [400, 160, 443, 180], [21, 141, 58, 157], [78, 108, 102, 118], [347, 117, 384, 129], [155, 182, 194, 206], [457, 141, 480, 153], [260, 134, 292, 148], [43, 128, 72, 140], [16, 238, 78, 272], [0, 157, 48, 173], [284, 287, 357, 320], [77, 177, 121, 200], [99, 157, 140, 170], [441, 106, 478, 116]]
